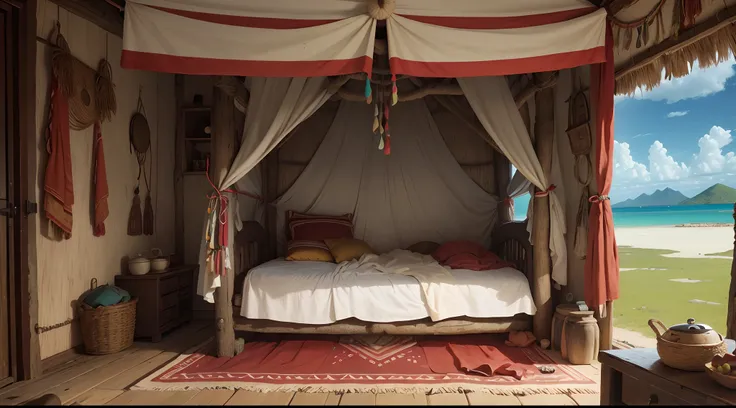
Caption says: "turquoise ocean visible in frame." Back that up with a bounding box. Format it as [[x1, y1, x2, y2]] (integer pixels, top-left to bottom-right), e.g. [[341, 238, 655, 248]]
[[512, 195, 733, 227]]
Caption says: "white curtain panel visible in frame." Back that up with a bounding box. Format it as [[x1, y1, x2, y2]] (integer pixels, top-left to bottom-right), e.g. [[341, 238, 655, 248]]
[[275, 100, 498, 255], [197, 77, 334, 303], [459, 76, 568, 286]]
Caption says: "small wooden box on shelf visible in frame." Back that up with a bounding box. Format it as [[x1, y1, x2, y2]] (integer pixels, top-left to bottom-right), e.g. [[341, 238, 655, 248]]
[[182, 106, 211, 174], [114, 265, 197, 342]]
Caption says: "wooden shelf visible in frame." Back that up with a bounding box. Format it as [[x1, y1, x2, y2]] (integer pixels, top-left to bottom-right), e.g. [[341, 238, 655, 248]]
[[185, 137, 211, 142], [184, 171, 206, 176]]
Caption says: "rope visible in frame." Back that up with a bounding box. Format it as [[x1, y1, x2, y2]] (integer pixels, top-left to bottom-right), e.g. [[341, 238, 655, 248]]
[[589, 194, 611, 203], [368, 0, 395, 20], [609, 0, 667, 28], [534, 185, 556, 198]]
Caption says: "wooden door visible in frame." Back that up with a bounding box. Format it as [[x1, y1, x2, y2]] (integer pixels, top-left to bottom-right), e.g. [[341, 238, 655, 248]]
[[0, 0, 12, 385]]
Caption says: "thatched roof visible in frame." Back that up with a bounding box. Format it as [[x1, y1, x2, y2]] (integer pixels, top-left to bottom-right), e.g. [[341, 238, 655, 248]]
[[613, 0, 736, 95]]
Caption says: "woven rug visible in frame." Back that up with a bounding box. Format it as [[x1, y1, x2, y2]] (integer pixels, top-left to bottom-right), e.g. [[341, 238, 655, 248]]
[[133, 334, 598, 395]]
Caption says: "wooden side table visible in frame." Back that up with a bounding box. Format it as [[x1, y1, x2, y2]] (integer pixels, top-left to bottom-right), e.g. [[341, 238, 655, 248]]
[[115, 265, 197, 342], [600, 340, 736, 405]]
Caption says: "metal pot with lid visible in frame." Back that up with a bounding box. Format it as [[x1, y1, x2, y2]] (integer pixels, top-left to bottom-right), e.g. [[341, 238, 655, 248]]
[[649, 318, 727, 371], [649, 318, 723, 345]]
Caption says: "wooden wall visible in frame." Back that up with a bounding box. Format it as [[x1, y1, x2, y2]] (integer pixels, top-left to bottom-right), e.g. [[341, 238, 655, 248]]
[[34, 0, 176, 359]]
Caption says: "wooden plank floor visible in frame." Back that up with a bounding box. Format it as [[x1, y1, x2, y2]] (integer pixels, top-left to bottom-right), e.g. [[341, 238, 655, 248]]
[[0, 323, 602, 406]]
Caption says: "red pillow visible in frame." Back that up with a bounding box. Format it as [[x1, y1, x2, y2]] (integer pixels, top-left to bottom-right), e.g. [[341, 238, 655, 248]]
[[432, 240, 487, 263], [432, 240, 514, 271], [286, 211, 354, 241]]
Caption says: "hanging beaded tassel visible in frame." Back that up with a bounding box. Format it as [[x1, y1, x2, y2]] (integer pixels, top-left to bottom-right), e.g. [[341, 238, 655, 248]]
[[383, 104, 391, 155], [391, 73, 398, 106], [365, 76, 373, 104], [372, 103, 379, 133]]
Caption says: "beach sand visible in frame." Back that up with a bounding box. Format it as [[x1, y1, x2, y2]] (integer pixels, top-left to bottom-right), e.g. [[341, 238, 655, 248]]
[[613, 225, 732, 347], [615, 226, 733, 258]]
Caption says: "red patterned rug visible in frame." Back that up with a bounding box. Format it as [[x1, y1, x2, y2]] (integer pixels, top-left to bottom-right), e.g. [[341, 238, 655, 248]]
[[133, 334, 598, 395]]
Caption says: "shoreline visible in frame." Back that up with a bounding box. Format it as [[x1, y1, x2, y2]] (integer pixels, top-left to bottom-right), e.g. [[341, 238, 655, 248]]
[[615, 223, 732, 228], [615, 225, 733, 257]]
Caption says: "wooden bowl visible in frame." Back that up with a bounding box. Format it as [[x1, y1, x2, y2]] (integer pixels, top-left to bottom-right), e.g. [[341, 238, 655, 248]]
[[705, 362, 736, 390]]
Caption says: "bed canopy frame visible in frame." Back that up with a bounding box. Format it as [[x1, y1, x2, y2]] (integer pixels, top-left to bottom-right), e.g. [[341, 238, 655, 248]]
[[120, 0, 619, 358]]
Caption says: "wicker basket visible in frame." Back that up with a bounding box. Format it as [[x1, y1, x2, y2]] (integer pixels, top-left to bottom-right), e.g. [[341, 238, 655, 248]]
[[79, 297, 138, 355], [656, 338, 727, 371]]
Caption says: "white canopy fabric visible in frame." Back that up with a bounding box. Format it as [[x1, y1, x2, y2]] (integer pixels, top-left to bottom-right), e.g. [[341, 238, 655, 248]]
[[459, 76, 568, 286], [121, 0, 376, 77], [275, 100, 498, 255], [387, 8, 606, 78], [121, 0, 605, 79], [197, 77, 333, 302]]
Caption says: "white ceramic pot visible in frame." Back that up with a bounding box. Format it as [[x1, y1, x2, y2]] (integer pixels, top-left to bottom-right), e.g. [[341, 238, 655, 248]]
[[151, 258, 169, 271], [128, 256, 151, 275]]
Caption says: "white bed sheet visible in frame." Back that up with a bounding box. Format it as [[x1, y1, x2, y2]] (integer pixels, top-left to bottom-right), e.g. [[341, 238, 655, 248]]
[[240, 259, 536, 325]]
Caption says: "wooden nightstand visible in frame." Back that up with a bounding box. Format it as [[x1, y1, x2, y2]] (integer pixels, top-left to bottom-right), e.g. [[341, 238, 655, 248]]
[[600, 340, 736, 405], [115, 265, 197, 342]]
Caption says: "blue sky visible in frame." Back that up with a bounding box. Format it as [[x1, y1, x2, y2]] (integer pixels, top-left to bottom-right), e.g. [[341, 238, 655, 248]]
[[511, 58, 736, 216], [612, 56, 736, 203]]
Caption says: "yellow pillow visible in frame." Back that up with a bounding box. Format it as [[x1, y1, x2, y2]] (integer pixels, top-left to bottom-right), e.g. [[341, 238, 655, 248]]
[[286, 240, 334, 262], [325, 238, 374, 263]]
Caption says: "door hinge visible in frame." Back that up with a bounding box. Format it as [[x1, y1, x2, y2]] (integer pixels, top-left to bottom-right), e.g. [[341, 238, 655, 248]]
[[25, 200, 38, 216]]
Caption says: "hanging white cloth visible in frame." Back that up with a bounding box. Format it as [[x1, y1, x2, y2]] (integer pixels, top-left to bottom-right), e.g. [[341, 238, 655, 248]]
[[197, 77, 334, 303], [275, 100, 498, 255], [458, 76, 568, 286]]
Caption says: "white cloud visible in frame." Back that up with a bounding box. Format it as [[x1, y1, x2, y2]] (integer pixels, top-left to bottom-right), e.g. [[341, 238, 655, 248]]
[[619, 57, 735, 104], [614, 141, 650, 182], [648, 141, 690, 180], [667, 111, 689, 118], [612, 125, 736, 201]]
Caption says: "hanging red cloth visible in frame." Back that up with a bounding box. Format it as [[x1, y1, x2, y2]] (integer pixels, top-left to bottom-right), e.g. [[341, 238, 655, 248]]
[[44, 77, 74, 239], [93, 121, 109, 237], [585, 21, 619, 313]]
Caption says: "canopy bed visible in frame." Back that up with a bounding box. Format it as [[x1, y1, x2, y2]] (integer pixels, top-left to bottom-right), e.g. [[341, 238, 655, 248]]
[[119, 0, 619, 358]]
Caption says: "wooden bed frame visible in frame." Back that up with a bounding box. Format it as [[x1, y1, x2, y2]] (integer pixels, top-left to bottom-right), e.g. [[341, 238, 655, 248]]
[[229, 220, 534, 336]]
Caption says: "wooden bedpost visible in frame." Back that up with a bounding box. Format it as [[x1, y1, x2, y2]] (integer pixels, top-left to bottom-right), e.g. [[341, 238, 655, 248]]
[[494, 153, 512, 224], [727, 203, 736, 338], [531, 72, 556, 343], [212, 81, 237, 357]]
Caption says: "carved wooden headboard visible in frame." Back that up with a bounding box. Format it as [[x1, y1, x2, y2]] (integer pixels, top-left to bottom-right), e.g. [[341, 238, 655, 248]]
[[491, 221, 534, 287]]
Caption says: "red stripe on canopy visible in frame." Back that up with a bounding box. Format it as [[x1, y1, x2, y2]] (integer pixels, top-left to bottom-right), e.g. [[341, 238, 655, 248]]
[[121, 50, 373, 77], [399, 7, 597, 29], [389, 47, 606, 78], [153, 6, 339, 28]]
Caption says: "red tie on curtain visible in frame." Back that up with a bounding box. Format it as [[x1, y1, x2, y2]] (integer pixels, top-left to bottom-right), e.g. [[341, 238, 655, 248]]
[[585, 20, 619, 314]]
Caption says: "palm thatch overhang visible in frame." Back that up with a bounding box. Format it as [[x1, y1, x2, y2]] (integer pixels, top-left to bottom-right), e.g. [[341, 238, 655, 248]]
[[610, 0, 736, 95]]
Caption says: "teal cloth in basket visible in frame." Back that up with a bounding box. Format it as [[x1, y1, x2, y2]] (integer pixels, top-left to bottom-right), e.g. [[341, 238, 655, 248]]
[[83, 285, 131, 308]]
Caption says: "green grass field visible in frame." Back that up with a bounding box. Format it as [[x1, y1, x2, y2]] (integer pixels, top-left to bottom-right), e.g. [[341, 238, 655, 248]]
[[616, 246, 731, 337]]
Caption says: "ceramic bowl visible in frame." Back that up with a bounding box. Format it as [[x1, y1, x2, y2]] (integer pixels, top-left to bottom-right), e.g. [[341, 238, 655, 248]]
[[128, 257, 151, 275], [151, 258, 170, 272]]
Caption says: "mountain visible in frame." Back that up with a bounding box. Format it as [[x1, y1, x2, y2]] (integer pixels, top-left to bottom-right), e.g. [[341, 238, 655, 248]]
[[679, 183, 736, 205], [613, 188, 689, 208]]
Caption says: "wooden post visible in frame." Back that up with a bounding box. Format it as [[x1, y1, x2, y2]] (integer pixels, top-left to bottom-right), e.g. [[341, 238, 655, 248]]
[[599, 301, 614, 351], [494, 153, 512, 224], [211, 83, 236, 357], [727, 203, 736, 338], [531, 72, 555, 343], [173, 74, 185, 266]]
